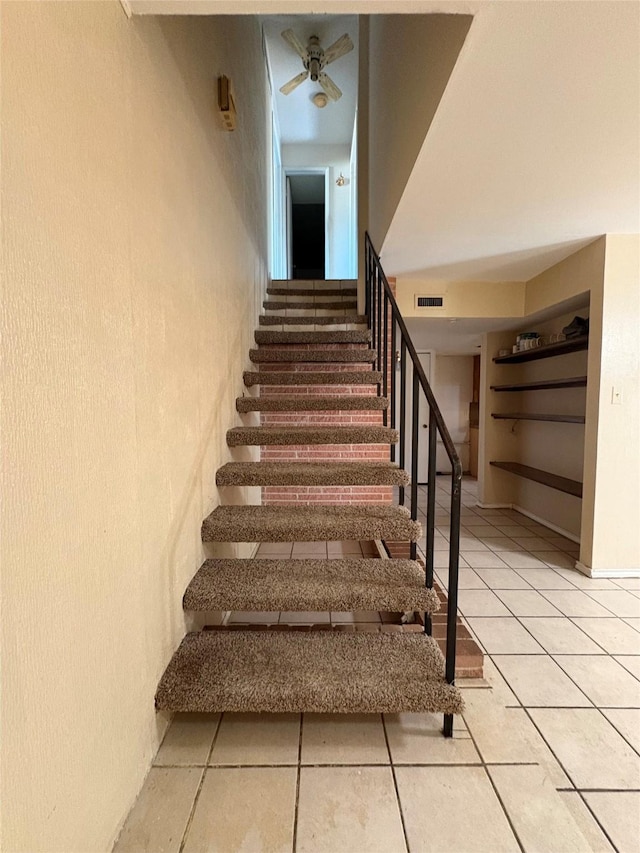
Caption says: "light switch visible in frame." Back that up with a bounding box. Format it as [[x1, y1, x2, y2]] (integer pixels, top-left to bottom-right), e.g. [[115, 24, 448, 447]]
[[611, 386, 623, 405]]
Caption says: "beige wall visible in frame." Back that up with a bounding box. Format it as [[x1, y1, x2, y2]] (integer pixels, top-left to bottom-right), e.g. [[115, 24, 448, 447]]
[[582, 235, 640, 572], [367, 13, 472, 249], [479, 236, 640, 574], [1, 4, 268, 851], [395, 278, 525, 318]]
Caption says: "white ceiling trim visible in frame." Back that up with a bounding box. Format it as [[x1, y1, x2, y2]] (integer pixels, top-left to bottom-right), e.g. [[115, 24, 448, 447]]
[[128, 1, 481, 14]]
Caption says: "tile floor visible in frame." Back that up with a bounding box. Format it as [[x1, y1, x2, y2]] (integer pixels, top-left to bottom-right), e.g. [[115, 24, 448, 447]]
[[114, 478, 640, 853]]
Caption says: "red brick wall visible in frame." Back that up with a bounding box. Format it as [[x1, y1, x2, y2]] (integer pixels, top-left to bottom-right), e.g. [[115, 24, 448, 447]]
[[260, 346, 392, 505]]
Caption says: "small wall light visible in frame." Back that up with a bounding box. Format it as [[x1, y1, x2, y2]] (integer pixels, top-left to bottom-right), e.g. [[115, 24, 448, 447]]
[[218, 76, 236, 131], [336, 173, 346, 187]]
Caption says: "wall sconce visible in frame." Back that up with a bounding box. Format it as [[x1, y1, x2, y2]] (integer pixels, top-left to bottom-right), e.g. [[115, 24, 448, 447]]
[[218, 76, 236, 131], [336, 173, 346, 187]]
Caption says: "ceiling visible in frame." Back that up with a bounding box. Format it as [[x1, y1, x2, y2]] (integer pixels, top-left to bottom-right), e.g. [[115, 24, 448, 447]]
[[381, 1, 640, 281], [262, 15, 358, 146], [128, 1, 639, 285]]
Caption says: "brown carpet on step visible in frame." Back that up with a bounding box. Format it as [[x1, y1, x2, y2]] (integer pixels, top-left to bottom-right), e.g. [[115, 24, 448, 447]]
[[184, 558, 439, 612], [155, 630, 464, 714], [201, 504, 422, 543], [216, 461, 409, 486], [226, 425, 398, 446], [235, 395, 388, 412]]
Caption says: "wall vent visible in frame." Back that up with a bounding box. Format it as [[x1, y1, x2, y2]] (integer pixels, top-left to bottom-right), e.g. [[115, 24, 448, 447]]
[[415, 295, 445, 309]]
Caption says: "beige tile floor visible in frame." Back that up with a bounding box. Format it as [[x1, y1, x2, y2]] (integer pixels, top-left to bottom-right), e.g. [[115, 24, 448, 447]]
[[114, 478, 640, 853]]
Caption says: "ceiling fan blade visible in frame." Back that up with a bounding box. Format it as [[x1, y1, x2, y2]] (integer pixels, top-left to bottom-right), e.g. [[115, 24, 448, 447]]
[[281, 28, 308, 61], [279, 70, 309, 96], [318, 72, 342, 101], [323, 33, 354, 65]]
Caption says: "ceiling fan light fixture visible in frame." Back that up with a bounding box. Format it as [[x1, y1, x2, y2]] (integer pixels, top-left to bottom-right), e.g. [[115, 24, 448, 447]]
[[279, 29, 353, 99], [312, 92, 329, 109]]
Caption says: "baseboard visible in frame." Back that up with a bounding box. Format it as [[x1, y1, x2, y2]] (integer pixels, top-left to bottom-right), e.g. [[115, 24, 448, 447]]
[[575, 561, 640, 579], [511, 504, 580, 544], [475, 502, 511, 509]]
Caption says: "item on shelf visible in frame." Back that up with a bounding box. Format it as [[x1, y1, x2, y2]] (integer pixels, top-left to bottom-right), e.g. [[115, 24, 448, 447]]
[[562, 316, 589, 339], [516, 332, 540, 352], [498, 348, 511, 358]]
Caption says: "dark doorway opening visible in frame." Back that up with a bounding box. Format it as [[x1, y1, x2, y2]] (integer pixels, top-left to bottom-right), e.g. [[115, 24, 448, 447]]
[[288, 174, 325, 279]]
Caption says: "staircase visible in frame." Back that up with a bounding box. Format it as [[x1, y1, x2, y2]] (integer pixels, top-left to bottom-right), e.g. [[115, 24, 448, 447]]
[[155, 279, 464, 727]]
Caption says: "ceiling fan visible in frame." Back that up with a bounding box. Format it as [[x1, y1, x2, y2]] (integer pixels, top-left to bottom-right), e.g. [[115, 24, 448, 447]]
[[279, 29, 354, 102]]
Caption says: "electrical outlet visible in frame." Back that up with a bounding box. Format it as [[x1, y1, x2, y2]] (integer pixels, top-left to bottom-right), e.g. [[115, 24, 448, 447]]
[[611, 386, 623, 405]]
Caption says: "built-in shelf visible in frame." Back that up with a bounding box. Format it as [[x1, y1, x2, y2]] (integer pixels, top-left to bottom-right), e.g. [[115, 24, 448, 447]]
[[491, 376, 587, 393], [491, 413, 585, 424], [493, 335, 588, 364], [490, 461, 583, 498]]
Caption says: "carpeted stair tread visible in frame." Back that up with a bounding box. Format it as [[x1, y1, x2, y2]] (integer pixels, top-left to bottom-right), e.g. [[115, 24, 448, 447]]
[[249, 348, 376, 364], [184, 558, 439, 613], [264, 300, 358, 311], [201, 504, 421, 542], [216, 461, 410, 486], [155, 631, 463, 714], [255, 330, 370, 344], [267, 287, 357, 297], [227, 425, 398, 446], [244, 370, 382, 387], [236, 395, 389, 412], [259, 315, 367, 326]]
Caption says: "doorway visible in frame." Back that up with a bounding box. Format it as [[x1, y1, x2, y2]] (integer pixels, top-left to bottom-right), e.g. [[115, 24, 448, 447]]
[[396, 351, 433, 485], [286, 171, 328, 279]]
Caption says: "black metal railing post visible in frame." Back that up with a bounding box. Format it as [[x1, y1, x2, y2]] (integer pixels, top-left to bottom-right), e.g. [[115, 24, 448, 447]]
[[410, 368, 419, 563], [364, 233, 461, 739], [424, 407, 438, 636], [383, 292, 389, 429], [398, 338, 407, 507], [390, 318, 397, 461], [443, 464, 462, 737]]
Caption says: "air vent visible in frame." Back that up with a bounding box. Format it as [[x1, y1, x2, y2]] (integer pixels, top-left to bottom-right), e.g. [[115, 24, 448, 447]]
[[415, 295, 444, 309]]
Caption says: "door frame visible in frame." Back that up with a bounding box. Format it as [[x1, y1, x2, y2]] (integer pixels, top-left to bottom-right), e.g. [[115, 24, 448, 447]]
[[283, 167, 330, 279]]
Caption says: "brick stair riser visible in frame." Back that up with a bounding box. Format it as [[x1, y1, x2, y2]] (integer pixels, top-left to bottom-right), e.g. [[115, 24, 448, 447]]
[[260, 328, 392, 507]]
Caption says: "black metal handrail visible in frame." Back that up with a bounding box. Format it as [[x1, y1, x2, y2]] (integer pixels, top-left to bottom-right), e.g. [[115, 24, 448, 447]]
[[365, 233, 462, 738]]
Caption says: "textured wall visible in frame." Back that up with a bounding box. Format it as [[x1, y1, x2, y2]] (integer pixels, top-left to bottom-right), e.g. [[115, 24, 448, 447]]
[[1, 4, 268, 851]]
